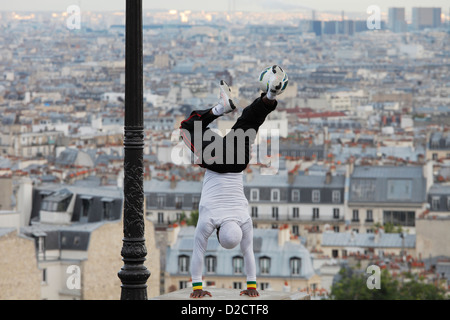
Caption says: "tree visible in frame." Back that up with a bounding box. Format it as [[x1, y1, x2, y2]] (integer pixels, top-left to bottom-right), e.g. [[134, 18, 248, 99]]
[[329, 267, 446, 300], [186, 210, 199, 227]]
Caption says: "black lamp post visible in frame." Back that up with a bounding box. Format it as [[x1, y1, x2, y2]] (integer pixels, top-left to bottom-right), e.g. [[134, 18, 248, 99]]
[[118, 0, 150, 300]]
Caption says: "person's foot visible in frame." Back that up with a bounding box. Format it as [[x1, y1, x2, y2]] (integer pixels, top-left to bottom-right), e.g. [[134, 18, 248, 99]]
[[213, 80, 236, 116]]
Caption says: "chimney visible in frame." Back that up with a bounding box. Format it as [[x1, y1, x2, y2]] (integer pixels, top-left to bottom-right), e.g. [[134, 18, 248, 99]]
[[325, 171, 332, 184], [288, 165, 299, 184], [423, 161, 433, 192], [246, 168, 253, 182], [167, 223, 181, 247], [278, 224, 290, 247], [374, 228, 380, 243], [170, 175, 177, 189]]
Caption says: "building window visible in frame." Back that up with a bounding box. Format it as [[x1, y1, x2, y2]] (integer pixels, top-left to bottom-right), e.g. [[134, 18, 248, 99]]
[[292, 225, 299, 236], [102, 200, 114, 220], [366, 210, 373, 222], [313, 208, 319, 220], [290, 257, 301, 275], [233, 282, 242, 289], [271, 189, 280, 202], [205, 255, 216, 274], [250, 189, 259, 201], [352, 209, 359, 222], [82, 199, 90, 217], [259, 257, 271, 275], [447, 197, 450, 210], [332, 190, 341, 203], [157, 195, 165, 209], [333, 208, 340, 219], [192, 196, 200, 210], [387, 180, 412, 200], [42, 268, 47, 284], [383, 211, 415, 227], [292, 189, 300, 202], [272, 207, 279, 220], [251, 206, 258, 218], [178, 255, 189, 274], [312, 190, 320, 203], [175, 195, 183, 209], [332, 250, 339, 258], [333, 226, 340, 232], [233, 256, 244, 274], [351, 179, 376, 201], [157, 212, 164, 224], [38, 236, 45, 254], [179, 281, 188, 289], [431, 197, 440, 210], [292, 207, 299, 218], [260, 283, 270, 290]]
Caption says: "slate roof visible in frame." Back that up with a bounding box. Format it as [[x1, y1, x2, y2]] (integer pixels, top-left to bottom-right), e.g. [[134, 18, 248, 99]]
[[349, 165, 426, 204], [322, 232, 416, 248], [144, 179, 203, 194], [166, 226, 315, 279]]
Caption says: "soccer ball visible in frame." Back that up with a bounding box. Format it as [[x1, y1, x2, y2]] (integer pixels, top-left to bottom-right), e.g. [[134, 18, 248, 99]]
[[258, 65, 289, 95]]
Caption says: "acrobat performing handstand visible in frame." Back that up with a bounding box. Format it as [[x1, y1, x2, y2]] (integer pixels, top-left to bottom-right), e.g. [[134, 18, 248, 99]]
[[179, 65, 288, 298]]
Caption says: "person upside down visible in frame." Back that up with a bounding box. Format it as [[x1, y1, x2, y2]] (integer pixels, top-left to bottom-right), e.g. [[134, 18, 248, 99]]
[[179, 65, 288, 298]]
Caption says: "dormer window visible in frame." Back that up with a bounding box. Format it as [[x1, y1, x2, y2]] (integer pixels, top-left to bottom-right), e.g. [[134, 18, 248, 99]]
[[41, 191, 72, 212]]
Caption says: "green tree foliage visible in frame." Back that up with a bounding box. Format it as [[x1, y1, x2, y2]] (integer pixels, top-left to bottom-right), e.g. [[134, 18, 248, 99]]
[[186, 210, 199, 227], [329, 267, 447, 300]]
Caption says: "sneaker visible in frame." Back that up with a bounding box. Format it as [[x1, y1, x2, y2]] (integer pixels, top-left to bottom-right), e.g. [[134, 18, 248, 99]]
[[219, 80, 237, 114]]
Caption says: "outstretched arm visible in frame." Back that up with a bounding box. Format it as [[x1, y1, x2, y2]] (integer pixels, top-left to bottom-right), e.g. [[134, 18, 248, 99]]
[[239, 220, 259, 297], [190, 219, 215, 298]]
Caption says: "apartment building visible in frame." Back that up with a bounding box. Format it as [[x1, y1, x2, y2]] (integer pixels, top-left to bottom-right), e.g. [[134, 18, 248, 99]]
[[164, 225, 321, 293], [13, 183, 161, 299], [321, 231, 416, 259], [144, 178, 203, 227], [347, 165, 428, 234], [246, 170, 346, 238], [427, 131, 450, 161], [0, 228, 41, 300], [0, 124, 64, 158]]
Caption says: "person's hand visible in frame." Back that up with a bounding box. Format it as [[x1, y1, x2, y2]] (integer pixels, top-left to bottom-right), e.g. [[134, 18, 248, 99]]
[[190, 289, 212, 298], [240, 288, 260, 297]]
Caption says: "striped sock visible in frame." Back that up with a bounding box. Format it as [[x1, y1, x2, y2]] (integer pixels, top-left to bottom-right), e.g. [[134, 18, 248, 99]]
[[192, 282, 203, 291], [247, 281, 257, 290]]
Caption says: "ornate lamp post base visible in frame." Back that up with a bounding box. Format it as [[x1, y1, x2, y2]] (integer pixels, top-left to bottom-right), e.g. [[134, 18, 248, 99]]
[[118, 0, 150, 300]]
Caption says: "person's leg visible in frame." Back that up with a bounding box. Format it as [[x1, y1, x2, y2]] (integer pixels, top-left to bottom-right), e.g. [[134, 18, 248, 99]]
[[179, 93, 277, 173], [179, 108, 224, 167], [231, 93, 277, 132], [217, 93, 278, 172]]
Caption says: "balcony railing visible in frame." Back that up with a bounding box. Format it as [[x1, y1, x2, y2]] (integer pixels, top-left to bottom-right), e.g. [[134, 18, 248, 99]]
[[251, 213, 344, 223]]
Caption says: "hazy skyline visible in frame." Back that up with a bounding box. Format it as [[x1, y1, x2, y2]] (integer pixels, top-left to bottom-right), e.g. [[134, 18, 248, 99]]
[[1, 0, 449, 14]]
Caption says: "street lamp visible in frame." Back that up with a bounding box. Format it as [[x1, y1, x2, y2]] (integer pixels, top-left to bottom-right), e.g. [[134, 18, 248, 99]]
[[117, 0, 151, 300]]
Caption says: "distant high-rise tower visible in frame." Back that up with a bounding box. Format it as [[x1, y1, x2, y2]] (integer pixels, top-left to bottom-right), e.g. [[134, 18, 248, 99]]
[[227, 0, 236, 14], [388, 8, 407, 32], [412, 7, 442, 30]]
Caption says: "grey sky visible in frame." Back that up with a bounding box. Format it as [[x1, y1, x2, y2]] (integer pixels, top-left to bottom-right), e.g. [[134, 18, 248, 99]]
[[1, 0, 449, 13]]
